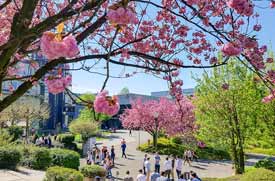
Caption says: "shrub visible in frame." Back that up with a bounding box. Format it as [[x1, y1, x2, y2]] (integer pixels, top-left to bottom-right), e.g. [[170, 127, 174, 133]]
[[50, 148, 80, 169], [45, 166, 83, 181], [171, 136, 183, 144], [7, 126, 23, 141], [80, 165, 106, 178], [196, 147, 231, 160], [30, 147, 51, 170], [0, 129, 13, 146], [0, 146, 21, 169], [69, 121, 98, 142], [240, 168, 275, 181], [18, 145, 51, 170], [255, 158, 275, 171], [58, 133, 75, 145]]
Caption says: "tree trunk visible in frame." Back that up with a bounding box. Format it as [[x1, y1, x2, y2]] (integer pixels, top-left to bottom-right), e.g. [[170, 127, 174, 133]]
[[153, 133, 158, 148], [25, 119, 29, 143]]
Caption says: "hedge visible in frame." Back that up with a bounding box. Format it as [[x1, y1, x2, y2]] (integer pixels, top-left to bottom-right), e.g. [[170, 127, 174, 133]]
[[18, 146, 51, 170], [50, 148, 80, 169], [80, 165, 106, 178], [58, 133, 75, 145], [0, 146, 21, 169], [7, 126, 23, 141], [45, 166, 83, 181], [255, 158, 275, 171], [240, 168, 275, 181]]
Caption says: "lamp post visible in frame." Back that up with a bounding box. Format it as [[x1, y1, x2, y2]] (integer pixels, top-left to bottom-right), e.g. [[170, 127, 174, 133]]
[[154, 112, 159, 148]]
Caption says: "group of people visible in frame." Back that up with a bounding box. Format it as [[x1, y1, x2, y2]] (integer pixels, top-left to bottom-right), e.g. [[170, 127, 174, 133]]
[[34, 134, 52, 148], [139, 152, 201, 181], [136, 169, 201, 181], [86, 138, 128, 178]]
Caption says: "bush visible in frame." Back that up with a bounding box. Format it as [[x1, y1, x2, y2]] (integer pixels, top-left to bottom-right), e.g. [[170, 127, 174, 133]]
[[58, 133, 75, 145], [50, 148, 80, 169], [0, 146, 21, 169], [7, 126, 23, 141], [45, 166, 83, 181], [138, 137, 230, 160], [18, 145, 51, 170], [69, 121, 98, 142], [30, 147, 51, 170], [240, 168, 275, 181], [0, 129, 13, 146], [80, 165, 106, 178], [255, 158, 275, 171], [171, 136, 183, 144]]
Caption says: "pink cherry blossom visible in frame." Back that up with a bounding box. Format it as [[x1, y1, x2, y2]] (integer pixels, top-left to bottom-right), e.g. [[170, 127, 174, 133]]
[[40, 32, 79, 60], [121, 97, 195, 136], [253, 24, 262, 31], [45, 75, 72, 94], [222, 42, 242, 56], [262, 91, 275, 103], [271, 1, 275, 8], [107, 7, 138, 25], [226, 0, 254, 16], [94, 91, 120, 116]]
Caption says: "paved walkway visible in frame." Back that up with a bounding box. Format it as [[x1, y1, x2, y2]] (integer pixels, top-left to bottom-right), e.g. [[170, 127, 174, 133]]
[[1, 130, 273, 180], [82, 130, 234, 179]]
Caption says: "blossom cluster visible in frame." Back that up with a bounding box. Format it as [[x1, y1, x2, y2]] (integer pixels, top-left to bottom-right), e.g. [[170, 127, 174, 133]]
[[94, 91, 120, 116], [107, 7, 138, 25], [45, 75, 72, 94], [226, 0, 254, 16], [40, 32, 79, 60]]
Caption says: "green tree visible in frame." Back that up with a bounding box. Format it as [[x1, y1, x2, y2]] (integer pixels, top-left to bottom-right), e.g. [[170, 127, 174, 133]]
[[119, 87, 130, 95], [193, 59, 269, 174]]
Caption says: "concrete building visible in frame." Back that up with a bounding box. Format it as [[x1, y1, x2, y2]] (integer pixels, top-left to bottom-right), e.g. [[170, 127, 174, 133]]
[[151, 88, 195, 97]]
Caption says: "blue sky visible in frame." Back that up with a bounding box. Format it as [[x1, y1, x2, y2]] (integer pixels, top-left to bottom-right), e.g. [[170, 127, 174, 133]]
[[72, 3, 275, 95]]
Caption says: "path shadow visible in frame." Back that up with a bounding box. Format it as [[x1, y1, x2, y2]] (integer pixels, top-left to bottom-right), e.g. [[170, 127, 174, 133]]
[[190, 165, 207, 170], [15, 169, 31, 175], [126, 154, 135, 157], [127, 158, 135, 160], [114, 163, 125, 166]]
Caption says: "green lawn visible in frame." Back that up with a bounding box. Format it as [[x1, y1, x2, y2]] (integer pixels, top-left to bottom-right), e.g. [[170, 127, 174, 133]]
[[203, 175, 241, 181], [245, 148, 275, 156]]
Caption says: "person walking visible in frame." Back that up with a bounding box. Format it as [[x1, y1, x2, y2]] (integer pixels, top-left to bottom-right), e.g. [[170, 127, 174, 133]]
[[171, 155, 176, 180], [137, 169, 146, 181], [124, 170, 134, 181], [129, 129, 132, 136], [143, 154, 148, 174], [150, 170, 160, 181], [121, 140, 127, 158], [144, 157, 151, 181], [175, 156, 183, 179], [47, 135, 52, 148], [156, 171, 168, 181], [163, 157, 172, 179], [110, 145, 115, 165], [183, 150, 191, 166], [154, 152, 161, 173]]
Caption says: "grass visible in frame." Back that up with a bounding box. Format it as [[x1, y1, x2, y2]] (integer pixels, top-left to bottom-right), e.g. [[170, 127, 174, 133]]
[[245, 147, 275, 156], [203, 175, 242, 181]]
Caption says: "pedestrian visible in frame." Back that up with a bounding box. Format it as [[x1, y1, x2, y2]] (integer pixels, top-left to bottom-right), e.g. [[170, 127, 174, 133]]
[[105, 158, 113, 178], [102, 146, 108, 159], [190, 171, 201, 181], [171, 155, 176, 180], [183, 150, 191, 166], [46, 135, 51, 148], [156, 171, 168, 181], [143, 154, 148, 174], [175, 156, 183, 179], [124, 170, 134, 181], [87, 149, 92, 165], [154, 152, 161, 173], [121, 141, 127, 158], [111, 145, 115, 165], [178, 174, 187, 181], [191, 150, 199, 162], [144, 157, 151, 181], [150, 170, 160, 181], [129, 129, 132, 136], [137, 169, 146, 181], [163, 157, 172, 179], [187, 149, 193, 163]]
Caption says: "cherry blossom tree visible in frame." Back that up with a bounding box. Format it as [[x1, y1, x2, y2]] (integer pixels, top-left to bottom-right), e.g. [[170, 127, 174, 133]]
[[120, 97, 195, 147], [0, 0, 274, 114]]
